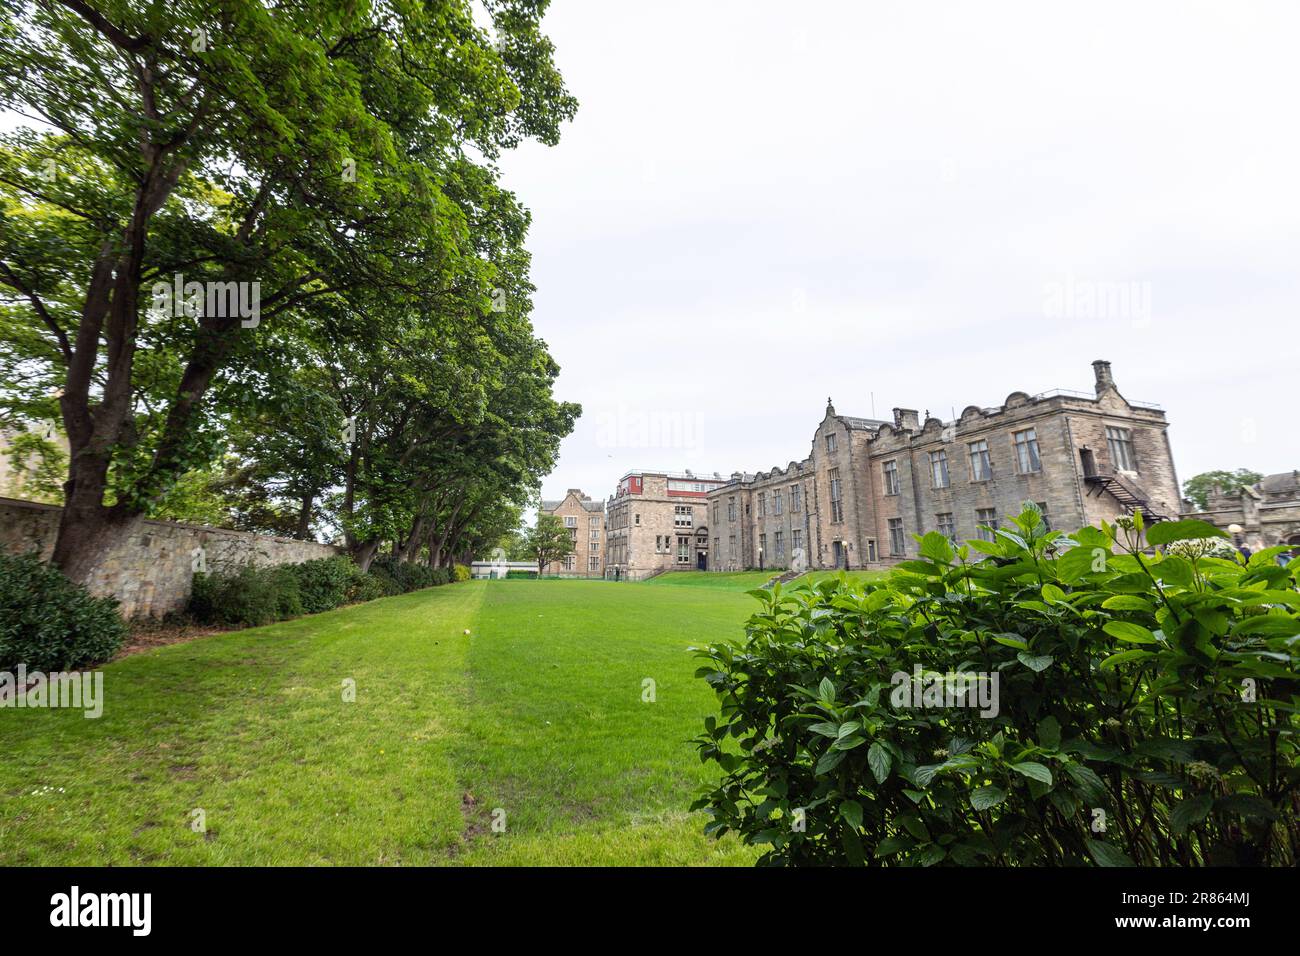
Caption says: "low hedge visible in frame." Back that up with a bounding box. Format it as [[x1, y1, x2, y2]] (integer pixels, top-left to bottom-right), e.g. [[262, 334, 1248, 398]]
[[692, 505, 1300, 866], [0, 552, 128, 671], [188, 553, 460, 627]]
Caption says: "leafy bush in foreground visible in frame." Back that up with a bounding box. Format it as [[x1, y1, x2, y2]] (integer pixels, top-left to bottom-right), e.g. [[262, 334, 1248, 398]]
[[453, 564, 472, 583], [0, 552, 129, 670], [692, 505, 1299, 866]]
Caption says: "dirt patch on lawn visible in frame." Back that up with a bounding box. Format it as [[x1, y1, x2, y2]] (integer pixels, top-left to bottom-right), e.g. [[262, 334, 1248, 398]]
[[114, 620, 238, 660]]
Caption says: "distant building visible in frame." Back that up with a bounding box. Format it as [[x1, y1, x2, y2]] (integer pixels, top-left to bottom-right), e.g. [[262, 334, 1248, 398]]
[[604, 470, 727, 580], [709, 360, 1183, 571], [539, 489, 605, 577], [1188, 471, 1300, 552]]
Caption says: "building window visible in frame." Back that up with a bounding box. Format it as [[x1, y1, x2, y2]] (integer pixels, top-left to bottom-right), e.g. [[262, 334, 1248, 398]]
[[729, 534, 736, 557], [674, 505, 693, 528], [774, 531, 785, 562], [759, 533, 767, 560], [713, 537, 719, 557], [882, 459, 900, 496], [826, 433, 837, 454], [829, 468, 844, 523], [588, 555, 599, 571], [791, 484, 802, 512], [976, 508, 998, 542], [936, 512, 955, 541], [1106, 426, 1137, 471], [655, 535, 663, 553], [563, 554, 576, 571], [634, 513, 640, 526], [929, 449, 949, 489], [677, 536, 690, 564], [888, 518, 905, 556], [757, 492, 766, 517], [564, 516, 577, 527], [773, 489, 783, 515], [1013, 428, 1042, 474], [792, 528, 802, 554], [727, 497, 736, 522], [969, 439, 992, 481], [713, 501, 719, 525]]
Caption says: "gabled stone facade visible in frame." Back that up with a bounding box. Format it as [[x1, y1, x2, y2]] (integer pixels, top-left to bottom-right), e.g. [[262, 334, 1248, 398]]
[[708, 360, 1182, 570], [539, 489, 605, 577]]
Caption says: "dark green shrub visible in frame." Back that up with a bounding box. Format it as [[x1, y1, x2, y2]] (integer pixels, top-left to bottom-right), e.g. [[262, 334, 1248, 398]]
[[0, 552, 128, 670], [189, 564, 296, 627], [430, 566, 451, 586], [288, 556, 356, 613], [369, 556, 438, 592], [347, 571, 388, 603], [692, 506, 1300, 866], [506, 569, 536, 579]]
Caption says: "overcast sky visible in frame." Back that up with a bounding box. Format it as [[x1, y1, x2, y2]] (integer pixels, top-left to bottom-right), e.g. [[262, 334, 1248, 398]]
[[502, 0, 1300, 510]]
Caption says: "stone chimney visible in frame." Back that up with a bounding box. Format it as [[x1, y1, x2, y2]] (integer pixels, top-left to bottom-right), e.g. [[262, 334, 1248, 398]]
[[567, 488, 586, 499], [892, 408, 920, 431], [1092, 360, 1115, 395]]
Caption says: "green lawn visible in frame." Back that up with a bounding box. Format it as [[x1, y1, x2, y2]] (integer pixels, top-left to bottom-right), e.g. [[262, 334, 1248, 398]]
[[0, 579, 761, 866], [645, 570, 774, 589]]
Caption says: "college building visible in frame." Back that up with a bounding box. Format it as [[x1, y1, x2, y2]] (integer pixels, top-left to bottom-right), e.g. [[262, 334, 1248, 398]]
[[539, 489, 605, 577], [603, 470, 727, 580], [706, 360, 1184, 571]]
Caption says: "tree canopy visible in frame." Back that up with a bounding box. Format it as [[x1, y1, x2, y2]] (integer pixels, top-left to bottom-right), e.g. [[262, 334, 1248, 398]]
[[1183, 469, 1263, 511], [0, 0, 578, 579]]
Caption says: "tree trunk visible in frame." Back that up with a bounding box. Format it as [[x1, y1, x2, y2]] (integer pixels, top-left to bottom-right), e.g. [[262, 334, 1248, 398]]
[[353, 539, 380, 572], [295, 492, 314, 540]]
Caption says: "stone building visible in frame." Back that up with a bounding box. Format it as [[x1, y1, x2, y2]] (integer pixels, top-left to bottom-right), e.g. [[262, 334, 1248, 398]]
[[709, 360, 1183, 571], [539, 489, 605, 577], [604, 470, 727, 580], [1187, 472, 1300, 552]]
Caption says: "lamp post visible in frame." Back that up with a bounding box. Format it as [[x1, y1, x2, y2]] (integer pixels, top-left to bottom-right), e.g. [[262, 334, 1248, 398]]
[[758, 547, 764, 572], [1228, 523, 1244, 547]]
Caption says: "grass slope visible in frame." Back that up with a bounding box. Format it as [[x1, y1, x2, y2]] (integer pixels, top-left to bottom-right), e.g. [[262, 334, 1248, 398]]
[[0, 579, 759, 866]]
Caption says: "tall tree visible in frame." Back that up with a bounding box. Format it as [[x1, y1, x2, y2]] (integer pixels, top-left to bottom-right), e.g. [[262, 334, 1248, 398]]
[[0, 0, 576, 583], [523, 512, 573, 576]]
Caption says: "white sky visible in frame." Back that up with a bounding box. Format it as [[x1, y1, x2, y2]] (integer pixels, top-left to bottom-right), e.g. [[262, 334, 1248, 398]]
[[502, 0, 1300, 509]]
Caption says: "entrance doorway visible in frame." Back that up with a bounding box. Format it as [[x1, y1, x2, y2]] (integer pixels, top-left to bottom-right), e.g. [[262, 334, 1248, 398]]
[[697, 551, 707, 571]]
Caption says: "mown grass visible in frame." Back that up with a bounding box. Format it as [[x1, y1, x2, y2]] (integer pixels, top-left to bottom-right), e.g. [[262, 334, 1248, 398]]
[[645, 571, 774, 589], [0, 579, 760, 866]]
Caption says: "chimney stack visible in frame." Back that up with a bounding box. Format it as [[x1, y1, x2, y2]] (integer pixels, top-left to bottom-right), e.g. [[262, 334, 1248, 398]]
[[1092, 360, 1115, 395], [892, 408, 920, 431]]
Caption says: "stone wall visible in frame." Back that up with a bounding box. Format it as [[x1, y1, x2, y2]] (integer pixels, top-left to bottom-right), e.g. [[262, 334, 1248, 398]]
[[0, 497, 341, 619]]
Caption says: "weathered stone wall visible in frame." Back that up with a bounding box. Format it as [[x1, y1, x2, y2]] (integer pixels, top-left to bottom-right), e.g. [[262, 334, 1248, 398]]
[[0, 497, 341, 619]]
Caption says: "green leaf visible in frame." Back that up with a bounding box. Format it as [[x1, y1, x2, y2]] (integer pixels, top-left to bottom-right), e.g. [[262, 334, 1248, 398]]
[[868, 742, 892, 783], [838, 799, 864, 829], [1085, 838, 1135, 867], [1103, 621, 1157, 644], [970, 785, 1006, 811], [817, 677, 836, 703], [1010, 761, 1053, 786], [815, 749, 846, 775], [1170, 793, 1213, 835], [1099, 648, 1153, 670], [1100, 595, 1154, 613], [1036, 716, 1061, 750], [1017, 651, 1054, 672], [807, 721, 840, 738], [1146, 519, 1228, 546]]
